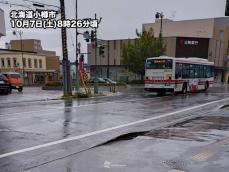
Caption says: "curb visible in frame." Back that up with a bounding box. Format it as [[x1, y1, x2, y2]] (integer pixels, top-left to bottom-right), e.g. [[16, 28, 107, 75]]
[[0, 97, 62, 106]]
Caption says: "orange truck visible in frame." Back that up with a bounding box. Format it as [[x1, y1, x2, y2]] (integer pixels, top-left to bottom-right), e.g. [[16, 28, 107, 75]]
[[2, 72, 23, 92]]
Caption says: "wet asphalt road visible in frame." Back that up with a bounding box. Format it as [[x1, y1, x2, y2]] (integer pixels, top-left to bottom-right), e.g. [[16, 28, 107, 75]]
[[0, 85, 229, 172]]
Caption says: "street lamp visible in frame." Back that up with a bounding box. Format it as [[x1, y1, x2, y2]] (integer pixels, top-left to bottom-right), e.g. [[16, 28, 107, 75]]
[[155, 12, 164, 38], [12, 30, 24, 77]]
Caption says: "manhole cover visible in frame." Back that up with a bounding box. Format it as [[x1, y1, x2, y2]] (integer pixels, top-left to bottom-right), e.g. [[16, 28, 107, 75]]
[[163, 159, 188, 170]]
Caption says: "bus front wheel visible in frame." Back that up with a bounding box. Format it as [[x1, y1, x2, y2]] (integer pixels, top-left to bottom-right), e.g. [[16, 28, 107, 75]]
[[182, 83, 187, 94], [157, 91, 166, 96], [204, 81, 209, 91]]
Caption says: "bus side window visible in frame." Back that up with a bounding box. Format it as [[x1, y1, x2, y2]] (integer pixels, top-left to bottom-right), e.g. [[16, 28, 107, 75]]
[[194, 64, 199, 78], [210, 66, 214, 77], [182, 64, 190, 78], [206, 66, 211, 78], [203, 66, 207, 78], [175, 63, 182, 79], [199, 65, 204, 78], [190, 64, 195, 78]]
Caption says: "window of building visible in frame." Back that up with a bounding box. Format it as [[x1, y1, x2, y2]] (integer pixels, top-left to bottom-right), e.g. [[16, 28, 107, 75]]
[[23, 58, 26, 67], [28, 59, 32, 68], [219, 31, 224, 41], [13, 58, 17, 67], [114, 40, 116, 50], [34, 59, 38, 68], [39, 59, 42, 68], [7, 58, 11, 67], [114, 59, 116, 65], [1, 58, 5, 67], [120, 40, 123, 49]]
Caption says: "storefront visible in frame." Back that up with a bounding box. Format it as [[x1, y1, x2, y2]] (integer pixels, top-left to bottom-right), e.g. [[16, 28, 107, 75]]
[[24, 69, 59, 86]]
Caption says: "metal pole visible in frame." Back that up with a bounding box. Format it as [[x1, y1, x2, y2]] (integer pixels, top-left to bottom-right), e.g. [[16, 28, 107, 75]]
[[159, 14, 162, 38], [19, 31, 24, 77], [94, 13, 99, 94], [60, 0, 72, 95], [107, 40, 110, 78], [75, 0, 80, 92]]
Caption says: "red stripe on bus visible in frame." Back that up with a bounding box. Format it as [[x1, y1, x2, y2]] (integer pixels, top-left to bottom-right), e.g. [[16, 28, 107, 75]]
[[198, 81, 214, 85], [144, 80, 185, 83], [145, 80, 214, 84]]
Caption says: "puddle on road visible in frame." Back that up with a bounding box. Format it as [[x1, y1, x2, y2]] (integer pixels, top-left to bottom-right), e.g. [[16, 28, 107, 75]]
[[97, 116, 229, 146], [146, 116, 229, 142], [219, 104, 229, 109]]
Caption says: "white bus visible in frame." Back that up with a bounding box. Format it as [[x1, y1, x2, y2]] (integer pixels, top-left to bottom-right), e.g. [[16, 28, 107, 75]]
[[144, 56, 214, 94]]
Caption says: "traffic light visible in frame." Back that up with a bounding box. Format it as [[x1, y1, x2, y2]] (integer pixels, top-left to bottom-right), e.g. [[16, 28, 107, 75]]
[[226, 0, 229, 16], [83, 31, 90, 42], [91, 30, 96, 42], [80, 54, 84, 62], [155, 12, 160, 19], [99, 46, 105, 55]]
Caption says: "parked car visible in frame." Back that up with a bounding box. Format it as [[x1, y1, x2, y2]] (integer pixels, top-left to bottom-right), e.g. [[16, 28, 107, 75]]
[[0, 73, 11, 94], [103, 78, 117, 84], [2, 72, 23, 92], [90, 77, 107, 83]]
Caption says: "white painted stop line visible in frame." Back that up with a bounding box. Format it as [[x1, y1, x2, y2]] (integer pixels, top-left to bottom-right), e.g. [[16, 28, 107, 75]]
[[0, 97, 228, 159]]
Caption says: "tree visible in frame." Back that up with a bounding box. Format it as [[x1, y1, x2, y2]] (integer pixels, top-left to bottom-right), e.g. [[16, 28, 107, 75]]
[[122, 28, 166, 79]]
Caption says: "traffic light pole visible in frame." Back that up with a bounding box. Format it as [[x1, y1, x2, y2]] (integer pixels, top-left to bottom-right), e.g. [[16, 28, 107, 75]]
[[75, 0, 80, 92], [60, 0, 72, 95], [94, 13, 99, 94], [107, 41, 110, 78]]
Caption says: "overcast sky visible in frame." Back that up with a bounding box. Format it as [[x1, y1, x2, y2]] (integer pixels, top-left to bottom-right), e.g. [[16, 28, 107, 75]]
[[0, 0, 227, 61]]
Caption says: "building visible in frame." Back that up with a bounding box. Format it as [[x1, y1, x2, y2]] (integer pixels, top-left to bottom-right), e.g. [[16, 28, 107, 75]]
[[88, 17, 229, 83], [88, 39, 141, 81], [143, 17, 229, 83], [0, 8, 6, 39], [0, 39, 60, 85]]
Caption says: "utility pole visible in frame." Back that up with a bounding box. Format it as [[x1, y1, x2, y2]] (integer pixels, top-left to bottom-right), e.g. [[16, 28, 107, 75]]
[[155, 12, 164, 38], [94, 13, 99, 94], [12, 30, 24, 78], [107, 40, 110, 78], [60, 0, 72, 95], [75, 0, 80, 92]]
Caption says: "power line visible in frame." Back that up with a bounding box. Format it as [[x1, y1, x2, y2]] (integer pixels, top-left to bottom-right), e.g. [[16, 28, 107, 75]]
[[23, 0, 59, 8], [0, 1, 33, 9]]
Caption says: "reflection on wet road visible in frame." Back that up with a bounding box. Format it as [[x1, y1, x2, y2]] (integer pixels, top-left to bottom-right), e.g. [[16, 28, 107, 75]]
[[0, 85, 229, 172]]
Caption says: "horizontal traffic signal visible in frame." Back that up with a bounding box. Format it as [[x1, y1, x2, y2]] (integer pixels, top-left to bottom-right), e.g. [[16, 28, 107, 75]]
[[226, 0, 229, 16]]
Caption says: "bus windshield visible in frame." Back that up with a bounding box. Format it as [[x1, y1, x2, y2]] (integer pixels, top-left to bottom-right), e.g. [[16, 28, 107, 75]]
[[146, 59, 172, 69]]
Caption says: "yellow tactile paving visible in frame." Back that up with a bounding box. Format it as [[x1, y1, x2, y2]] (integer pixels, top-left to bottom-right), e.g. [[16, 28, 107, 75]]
[[192, 138, 229, 161], [192, 149, 216, 161], [170, 169, 187, 172]]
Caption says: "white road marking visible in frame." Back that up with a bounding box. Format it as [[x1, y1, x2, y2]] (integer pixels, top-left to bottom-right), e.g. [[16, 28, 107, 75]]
[[0, 98, 228, 159], [103, 161, 127, 168]]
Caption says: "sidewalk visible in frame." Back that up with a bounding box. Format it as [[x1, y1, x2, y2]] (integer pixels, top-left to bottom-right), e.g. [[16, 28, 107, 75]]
[[0, 87, 63, 105], [0, 87, 122, 105]]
